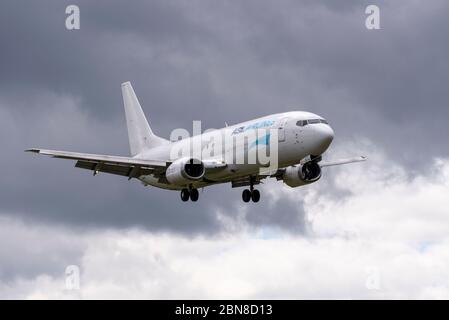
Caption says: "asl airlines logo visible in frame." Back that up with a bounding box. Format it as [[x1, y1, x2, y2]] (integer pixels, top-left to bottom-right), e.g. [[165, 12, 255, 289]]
[[169, 121, 279, 174], [231, 120, 275, 135]]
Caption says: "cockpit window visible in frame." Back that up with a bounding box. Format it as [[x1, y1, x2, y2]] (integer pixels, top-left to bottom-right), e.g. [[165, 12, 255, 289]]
[[296, 119, 329, 126]]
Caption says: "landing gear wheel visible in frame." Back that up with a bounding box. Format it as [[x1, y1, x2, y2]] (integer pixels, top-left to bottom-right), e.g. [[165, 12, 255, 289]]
[[242, 189, 251, 202], [190, 189, 199, 202], [180, 188, 190, 202], [251, 189, 260, 203]]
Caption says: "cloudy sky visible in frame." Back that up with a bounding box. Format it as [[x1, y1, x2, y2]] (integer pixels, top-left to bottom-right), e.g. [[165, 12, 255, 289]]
[[1, 0, 449, 299]]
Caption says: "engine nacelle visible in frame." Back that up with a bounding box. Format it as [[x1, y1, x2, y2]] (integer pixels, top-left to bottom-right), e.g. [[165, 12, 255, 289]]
[[166, 157, 205, 186], [282, 161, 322, 188]]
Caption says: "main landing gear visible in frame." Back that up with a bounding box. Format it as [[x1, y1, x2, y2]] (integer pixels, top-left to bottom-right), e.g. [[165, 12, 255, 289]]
[[242, 189, 260, 203], [180, 188, 199, 202], [242, 176, 260, 203]]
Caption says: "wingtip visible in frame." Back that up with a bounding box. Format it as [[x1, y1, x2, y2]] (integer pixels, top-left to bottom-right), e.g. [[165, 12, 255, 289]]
[[121, 81, 131, 87], [25, 148, 40, 153], [358, 155, 368, 162]]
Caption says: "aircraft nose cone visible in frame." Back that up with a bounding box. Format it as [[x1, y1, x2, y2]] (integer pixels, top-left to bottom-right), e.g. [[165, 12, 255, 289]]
[[321, 125, 334, 146], [311, 125, 334, 155]]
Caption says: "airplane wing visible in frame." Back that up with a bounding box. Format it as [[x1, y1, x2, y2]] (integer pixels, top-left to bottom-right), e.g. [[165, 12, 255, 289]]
[[319, 156, 367, 167], [25, 148, 169, 179]]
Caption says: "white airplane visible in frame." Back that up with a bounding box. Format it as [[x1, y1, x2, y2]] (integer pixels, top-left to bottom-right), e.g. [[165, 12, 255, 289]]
[[26, 82, 366, 203]]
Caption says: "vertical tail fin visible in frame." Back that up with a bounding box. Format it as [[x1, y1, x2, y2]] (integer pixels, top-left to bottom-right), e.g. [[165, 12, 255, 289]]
[[121, 82, 168, 156]]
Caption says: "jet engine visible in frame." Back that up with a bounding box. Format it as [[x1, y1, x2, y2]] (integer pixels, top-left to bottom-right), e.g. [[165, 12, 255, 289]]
[[166, 157, 205, 186], [282, 161, 321, 187]]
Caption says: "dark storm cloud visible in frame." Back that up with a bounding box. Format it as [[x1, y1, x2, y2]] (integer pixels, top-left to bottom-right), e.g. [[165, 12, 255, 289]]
[[0, 0, 448, 237]]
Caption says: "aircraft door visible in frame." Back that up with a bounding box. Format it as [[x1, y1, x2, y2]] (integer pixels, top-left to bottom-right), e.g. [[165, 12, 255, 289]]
[[278, 118, 288, 142]]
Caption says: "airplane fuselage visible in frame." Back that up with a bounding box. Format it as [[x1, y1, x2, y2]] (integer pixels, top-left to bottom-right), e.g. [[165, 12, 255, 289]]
[[138, 111, 334, 190]]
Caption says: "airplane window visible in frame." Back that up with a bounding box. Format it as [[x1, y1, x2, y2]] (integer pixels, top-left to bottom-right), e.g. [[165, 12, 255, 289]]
[[297, 119, 328, 126]]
